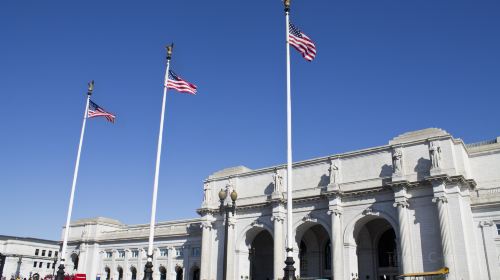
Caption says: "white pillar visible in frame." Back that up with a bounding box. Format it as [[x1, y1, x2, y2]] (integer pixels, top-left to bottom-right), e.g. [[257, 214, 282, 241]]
[[225, 215, 236, 280], [272, 213, 285, 280], [328, 208, 343, 280], [200, 218, 213, 280], [432, 196, 456, 279], [167, 247, 175, 280], [183, 246, 190, 280], [393, 199, 412, 274]]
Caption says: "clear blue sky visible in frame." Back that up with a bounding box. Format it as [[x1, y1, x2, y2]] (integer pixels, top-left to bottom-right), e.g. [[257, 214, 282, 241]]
[[1, 0, 498, 240]]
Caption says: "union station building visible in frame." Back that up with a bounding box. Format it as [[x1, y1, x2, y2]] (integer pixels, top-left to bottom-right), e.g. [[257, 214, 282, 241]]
[[59, 128, 500, 280]]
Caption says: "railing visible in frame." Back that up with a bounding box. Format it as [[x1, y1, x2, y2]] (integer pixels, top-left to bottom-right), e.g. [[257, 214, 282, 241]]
[[466, 139, 498, 148]]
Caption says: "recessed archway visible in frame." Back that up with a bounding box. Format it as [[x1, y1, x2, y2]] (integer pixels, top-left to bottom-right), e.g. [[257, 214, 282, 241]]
[[104, 267, 111, 280], [296, 223, 331, 279], [159, 266, 167, 280], [130, 266, 137, 280], [250, 230, 274, 280], [355, 217, 399, 280], [117, 266, 123, 280]]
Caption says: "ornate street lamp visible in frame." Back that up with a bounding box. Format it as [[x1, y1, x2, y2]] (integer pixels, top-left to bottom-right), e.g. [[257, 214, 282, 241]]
[[218, 188, 237, 280]]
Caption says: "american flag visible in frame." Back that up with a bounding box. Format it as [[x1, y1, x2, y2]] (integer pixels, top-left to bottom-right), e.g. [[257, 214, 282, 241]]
[[289, 22, 317, 62], [166, 70, 197, 95], [88, 100, 116, 123]]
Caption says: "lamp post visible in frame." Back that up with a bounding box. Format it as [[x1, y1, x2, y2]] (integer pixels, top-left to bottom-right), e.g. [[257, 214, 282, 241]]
[[218, 188, 237, 280]]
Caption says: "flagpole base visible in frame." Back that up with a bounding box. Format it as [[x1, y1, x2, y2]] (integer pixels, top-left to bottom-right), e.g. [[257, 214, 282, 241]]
[[143, 258, 153, 280], [283, 257, 297, 280], [55, 264, 65, 280]]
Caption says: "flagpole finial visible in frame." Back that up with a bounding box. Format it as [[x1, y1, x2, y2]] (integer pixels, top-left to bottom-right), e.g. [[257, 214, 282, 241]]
[[87, 80, 94, 96], [166, 43, 174, 60], [284, 0, 291, 12]]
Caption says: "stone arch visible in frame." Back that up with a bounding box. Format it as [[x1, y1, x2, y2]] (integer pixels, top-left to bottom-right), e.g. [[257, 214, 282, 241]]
[[343, 209, 400, 280], [343, 208, 399, 245], [294, 220, 331, 245], [295, 222, 331, 279], [236, 221, 273, 251]]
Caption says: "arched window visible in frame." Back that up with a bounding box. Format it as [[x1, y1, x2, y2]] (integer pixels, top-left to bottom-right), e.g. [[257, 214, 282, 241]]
[[324, 240, 331, 270]]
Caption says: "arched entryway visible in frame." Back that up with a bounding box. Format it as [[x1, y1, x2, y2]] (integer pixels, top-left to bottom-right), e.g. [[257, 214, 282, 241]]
[[175, 265, 183, 280], [159, 266, 167, 280], [249, 230, 274, 280], [104, 267, 110, 280], [355, 217, 399, 280], [190, 265, 200, 280], [297, 224, 331, 279], [117, 266, 123, 280], [130, 266, 137, 280]]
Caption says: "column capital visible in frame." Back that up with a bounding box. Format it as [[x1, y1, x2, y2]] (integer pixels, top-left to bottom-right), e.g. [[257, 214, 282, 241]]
[[271, 215, 285, 223], [432, 196, 448, 204], [393, 200, 410, 208], [479, 220, 494, 228], [200, 220, 214, 230], [327, 209, 342, 216]]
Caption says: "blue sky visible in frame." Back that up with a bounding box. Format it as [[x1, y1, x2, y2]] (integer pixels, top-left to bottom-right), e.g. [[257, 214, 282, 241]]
[[0, 0, 498, 240]]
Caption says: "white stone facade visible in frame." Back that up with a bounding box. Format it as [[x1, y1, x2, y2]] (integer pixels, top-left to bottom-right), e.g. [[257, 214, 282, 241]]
[[0, 235, 60, 279], [52, 128, 500, 280]]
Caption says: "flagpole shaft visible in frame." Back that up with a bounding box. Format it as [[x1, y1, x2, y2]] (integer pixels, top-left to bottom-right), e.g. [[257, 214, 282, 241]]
[[147, 58, 171, 260], [61, 94, 90, 265], [285, 10, 293, 259]]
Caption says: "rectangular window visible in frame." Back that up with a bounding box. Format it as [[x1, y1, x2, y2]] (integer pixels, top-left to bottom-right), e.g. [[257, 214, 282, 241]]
[[106, 251, 113, 258], [55, 251, 58, 257], [48, 251, 52, 257], [35, 249, 39, 256], [118, 250, 125, 258], [39, 262, 43, 268], [131, 250, 139, 258], [159, 249, 168, 257], [42, 250, 46, 256], [33, 262, 38, 268], [497, 224, 500, 235], [175, 249, 183, 257], [52, 263, 55, 269], [191, 247, 200, 257], [47, 263, 50, 269]]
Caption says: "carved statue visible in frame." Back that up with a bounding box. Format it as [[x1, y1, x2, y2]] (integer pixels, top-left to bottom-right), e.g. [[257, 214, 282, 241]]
[[392, 147, 403, 174], [429, 142, 442, 169], [202, 182, 210, 202], [273, 168, 283, 192], [328, 160, 339, 184]]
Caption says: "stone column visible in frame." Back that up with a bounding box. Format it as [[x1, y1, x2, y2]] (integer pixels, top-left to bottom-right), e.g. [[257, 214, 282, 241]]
[[226, 215, 236, 280], [432, 196, 456, 278], [393, 199, 412, 273], [167, 247, 175, 280], [271, 213, 285, 280], [327, 209, 343, 280], [183, 246, 190, 280], [200, 219, 213, 280]]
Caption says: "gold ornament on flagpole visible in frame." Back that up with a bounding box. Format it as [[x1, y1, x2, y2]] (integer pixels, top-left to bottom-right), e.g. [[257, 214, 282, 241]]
[[284, 0, 291, 10], [166, 43, 174, 60], [87, 80, 94, 95]]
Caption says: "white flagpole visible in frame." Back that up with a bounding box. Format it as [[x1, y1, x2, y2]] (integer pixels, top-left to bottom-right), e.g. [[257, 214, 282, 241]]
[[283, 1, 296, 279], [144, 45, 173, 280], [58, 85, 91, 279]]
